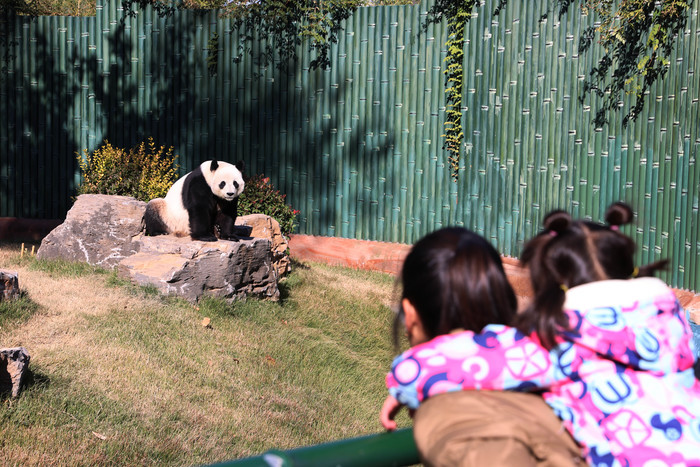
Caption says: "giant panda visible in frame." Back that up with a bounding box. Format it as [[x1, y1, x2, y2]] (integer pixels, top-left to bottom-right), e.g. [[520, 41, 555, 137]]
[[144, 159, 245, 242]]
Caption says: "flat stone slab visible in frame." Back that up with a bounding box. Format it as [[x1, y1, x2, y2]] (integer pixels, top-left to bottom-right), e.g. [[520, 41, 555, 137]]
[[119, 235, 279, 303]]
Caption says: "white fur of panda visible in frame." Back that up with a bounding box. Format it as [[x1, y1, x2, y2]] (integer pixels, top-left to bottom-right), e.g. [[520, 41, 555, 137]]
[[144, 159, 245, 242]]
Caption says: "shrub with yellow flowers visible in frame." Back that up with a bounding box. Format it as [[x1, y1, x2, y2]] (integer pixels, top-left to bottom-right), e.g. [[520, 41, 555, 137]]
[[77, 138, 180, 202]]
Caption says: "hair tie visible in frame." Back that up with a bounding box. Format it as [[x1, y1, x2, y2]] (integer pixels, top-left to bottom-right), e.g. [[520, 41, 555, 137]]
[[610, 225, 619, 231], [559, 284, 568, 292], [549, 230, 557, 237], [631, 267, 639, 278]]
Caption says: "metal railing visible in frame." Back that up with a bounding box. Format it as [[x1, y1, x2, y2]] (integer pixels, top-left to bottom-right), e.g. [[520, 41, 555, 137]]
[[208, 428, 419, 467]]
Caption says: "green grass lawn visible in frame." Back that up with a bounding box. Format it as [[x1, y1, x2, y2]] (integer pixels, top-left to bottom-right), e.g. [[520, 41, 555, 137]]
[[0, 243, 411, 465]]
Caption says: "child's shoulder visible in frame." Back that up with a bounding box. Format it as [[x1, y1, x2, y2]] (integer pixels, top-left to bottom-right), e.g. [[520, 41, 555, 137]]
[[564, 277, 673, 311], [407, 324, 518, 355]]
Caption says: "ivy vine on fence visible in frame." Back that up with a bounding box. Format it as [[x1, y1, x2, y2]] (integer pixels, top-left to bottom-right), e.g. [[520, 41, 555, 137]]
[[428, 0, 690, 180], [429, 0, 479, 180], [443, 11, 467, 180]]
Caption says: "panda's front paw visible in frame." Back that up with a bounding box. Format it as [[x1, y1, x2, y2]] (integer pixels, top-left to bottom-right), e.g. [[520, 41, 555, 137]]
[[220, 234, 240, 242], [192, 235, 218, 242]]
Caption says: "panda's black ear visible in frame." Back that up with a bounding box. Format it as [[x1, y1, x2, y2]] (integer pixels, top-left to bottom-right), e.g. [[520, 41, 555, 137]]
[[210, 160, 219, 171], [236, 160, 245, 174]]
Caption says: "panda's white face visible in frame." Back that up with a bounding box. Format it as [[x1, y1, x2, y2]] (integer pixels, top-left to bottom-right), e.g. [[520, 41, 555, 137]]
[[207, 161, 245, 201]]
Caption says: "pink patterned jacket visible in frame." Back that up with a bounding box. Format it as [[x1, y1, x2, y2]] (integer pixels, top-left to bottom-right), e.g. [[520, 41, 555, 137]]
[[386, 278, 700, 466]]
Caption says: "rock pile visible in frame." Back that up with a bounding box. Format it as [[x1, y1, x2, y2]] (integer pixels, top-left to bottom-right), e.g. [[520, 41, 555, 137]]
[[37, 194, 288, 303]]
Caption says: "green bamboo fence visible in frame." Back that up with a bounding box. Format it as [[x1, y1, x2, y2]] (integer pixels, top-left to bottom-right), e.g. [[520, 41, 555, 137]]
[[0, 0, 698, 290]]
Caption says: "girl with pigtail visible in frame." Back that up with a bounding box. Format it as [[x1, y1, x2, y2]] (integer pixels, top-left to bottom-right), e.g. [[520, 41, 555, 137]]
[[381, 202, 700, 466]]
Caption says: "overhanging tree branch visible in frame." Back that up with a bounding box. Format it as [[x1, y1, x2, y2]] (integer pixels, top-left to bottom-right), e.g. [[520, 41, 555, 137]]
[[425, 0, 690, 179]]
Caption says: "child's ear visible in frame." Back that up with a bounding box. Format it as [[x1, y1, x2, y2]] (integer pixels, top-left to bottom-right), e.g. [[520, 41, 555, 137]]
[[402, 298, 428, 346]]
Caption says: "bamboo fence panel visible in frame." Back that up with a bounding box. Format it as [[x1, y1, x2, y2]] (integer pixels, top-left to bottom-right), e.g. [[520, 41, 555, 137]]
[[0, 0, 698, 290]]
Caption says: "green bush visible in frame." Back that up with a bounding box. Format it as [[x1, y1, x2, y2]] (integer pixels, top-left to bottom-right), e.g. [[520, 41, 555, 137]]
[[238, 175, 299, 236], [76, 138, 180, 202]]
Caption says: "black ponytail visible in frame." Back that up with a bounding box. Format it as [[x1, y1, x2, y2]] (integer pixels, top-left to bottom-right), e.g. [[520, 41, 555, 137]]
[[517, 202, 667, 349]]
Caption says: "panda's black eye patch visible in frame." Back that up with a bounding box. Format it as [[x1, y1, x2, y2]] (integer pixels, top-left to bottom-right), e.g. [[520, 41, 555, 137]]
[[219, 181, 226, 189], [234, 181, 239, 189]]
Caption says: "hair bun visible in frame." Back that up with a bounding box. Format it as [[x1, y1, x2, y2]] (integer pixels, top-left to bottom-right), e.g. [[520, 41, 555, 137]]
[[542, 210, 571, 233], [605, 202, 634, 227]]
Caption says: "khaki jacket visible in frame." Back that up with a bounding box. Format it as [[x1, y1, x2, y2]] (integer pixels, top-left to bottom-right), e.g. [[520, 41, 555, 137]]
[[413, 391, 587, 466]]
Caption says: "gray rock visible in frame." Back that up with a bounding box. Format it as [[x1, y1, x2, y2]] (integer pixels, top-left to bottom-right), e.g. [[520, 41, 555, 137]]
[[36, 194, 285, 303], [119, 235, 279, 302], [0, 347, 30, 397], [236, 214, 290, 277], [0, 270, 20, 301], [37, 194, 146, 268]]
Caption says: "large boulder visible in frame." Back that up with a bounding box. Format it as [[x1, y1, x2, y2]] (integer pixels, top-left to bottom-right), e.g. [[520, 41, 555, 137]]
[[118, 235, 279, 302], [37, 194, 146, 268], [36, 194, 288, 302]]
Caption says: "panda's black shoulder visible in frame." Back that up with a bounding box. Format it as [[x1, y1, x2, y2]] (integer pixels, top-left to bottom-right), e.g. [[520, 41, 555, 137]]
[[181, 165, 214, 209]]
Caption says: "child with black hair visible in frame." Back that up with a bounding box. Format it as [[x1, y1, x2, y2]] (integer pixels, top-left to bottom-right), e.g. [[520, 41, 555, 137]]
[[382, 203, 700, 466], [381, 227, 584, 465]]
